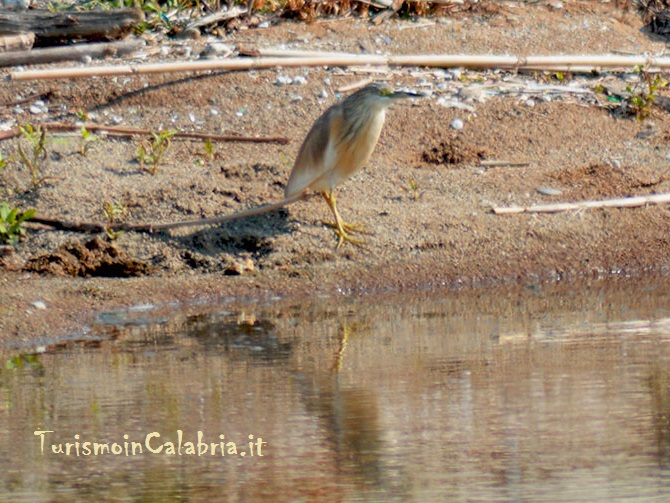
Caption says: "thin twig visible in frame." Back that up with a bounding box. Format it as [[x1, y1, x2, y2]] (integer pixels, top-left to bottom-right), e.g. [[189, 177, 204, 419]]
[[479, 160, 530, 168], [0, 122, 290, 144], [492, 193, 670, 215]]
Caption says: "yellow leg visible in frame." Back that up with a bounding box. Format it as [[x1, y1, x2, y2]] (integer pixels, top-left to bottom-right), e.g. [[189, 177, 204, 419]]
[[321, 191, 366, 249]]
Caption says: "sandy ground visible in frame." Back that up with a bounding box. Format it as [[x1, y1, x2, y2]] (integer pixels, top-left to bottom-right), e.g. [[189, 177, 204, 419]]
[[3, 0, 670, 345]]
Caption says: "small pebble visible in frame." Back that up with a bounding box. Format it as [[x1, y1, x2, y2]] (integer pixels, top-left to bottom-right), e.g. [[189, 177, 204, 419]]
[[201, 42, 233, 58], [275, 74, 293, 86], [525, 99, 536, 107], [31, 301, 47, 310], [292, 75, 307, 85], [536, 187, 563, 196], [29, 100, 48, 115], [128, 303, 155, 312], [450, 118, 464, 130], [174, 28, 200, 40]]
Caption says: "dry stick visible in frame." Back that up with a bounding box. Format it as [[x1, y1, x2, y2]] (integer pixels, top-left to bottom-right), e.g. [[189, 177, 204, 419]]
[[0, 39, 144, 68], [28, 195, 306, 234], [185, 5, 247, 30], [13, 53, 670, 81], [44, 122, 291, 144], [492, 193, 670, 215], [0, 7, 142, 38], [0, 122, 290, 144], [0, 32, 34, 53], [10, 55, 387, 81], [479, 160, 530, 168]]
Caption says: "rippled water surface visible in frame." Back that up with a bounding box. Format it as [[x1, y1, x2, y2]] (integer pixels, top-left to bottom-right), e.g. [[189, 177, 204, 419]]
[[2, 279, 670, 502]]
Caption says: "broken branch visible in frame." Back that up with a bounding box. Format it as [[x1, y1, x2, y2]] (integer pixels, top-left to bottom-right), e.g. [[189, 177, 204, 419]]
[[492, 193, 670, 215], [0, 39, 144, 68], [0, 122, 290, 144]]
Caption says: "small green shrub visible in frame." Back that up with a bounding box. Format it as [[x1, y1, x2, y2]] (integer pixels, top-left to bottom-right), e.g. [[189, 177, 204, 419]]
[[136, 130, 176, 175], [0, 201, 35, 244], [17, 124, 48, 189]]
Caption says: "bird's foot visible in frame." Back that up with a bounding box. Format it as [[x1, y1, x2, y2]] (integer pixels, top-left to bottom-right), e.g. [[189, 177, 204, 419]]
[[322, 220, 373, 236], [334, 228, 366, 250], [322, 220, 372, 249]]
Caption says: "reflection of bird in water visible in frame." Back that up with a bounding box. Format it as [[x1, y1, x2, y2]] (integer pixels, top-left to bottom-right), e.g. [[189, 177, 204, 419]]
[[285, 83, 420, 248]]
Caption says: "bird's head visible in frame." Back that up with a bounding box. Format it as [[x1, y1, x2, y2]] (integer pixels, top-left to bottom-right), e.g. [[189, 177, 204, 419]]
[[355, 83, 423, 105]]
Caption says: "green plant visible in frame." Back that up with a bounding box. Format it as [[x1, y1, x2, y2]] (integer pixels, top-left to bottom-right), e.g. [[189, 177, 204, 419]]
[[16, 124, 48, 189], [203, 138, 214, 161], [80, 126, 99, 156], [136, 130, 176, 175], [79, 0, 201, 32], [400, 177, 422, 201], [626, 65, 667, 120], [102, 200, 128, 240], [0, 201, 36, 244]]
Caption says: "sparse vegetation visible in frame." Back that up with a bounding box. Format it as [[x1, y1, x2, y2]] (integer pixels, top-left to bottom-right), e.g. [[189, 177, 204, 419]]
[[0, 201, 36, 245], [136, 130, 176, 175], [203, 138, 214, 161], [79, 126, 99, 156], [79, 0, 201, 32], [17, 124, 49, 190], [102, 200, 128, 240], [400, 177, 422, 201], [626, 65, 667, 120]]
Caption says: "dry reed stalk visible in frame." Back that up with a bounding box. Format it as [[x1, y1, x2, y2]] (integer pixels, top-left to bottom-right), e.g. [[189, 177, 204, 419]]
[[12, 53, 670, 81], [492, 193, 670, 215]]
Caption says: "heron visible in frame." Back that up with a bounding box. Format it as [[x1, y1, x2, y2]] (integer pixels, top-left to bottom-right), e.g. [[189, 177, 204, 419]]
[[285, 83, 420, 248]]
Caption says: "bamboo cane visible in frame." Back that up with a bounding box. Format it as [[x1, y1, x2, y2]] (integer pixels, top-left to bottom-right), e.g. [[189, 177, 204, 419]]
[[11, 53, 670, 82]]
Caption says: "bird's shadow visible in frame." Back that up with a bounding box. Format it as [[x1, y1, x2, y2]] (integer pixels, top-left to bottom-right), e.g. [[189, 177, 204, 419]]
[[161, 206, 293, 262]]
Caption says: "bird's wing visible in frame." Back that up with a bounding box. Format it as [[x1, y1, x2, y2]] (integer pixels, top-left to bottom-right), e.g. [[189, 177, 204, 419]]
[[284, 106, 343, 199]]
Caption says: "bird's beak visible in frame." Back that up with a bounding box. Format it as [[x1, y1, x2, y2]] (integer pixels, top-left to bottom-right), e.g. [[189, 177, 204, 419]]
[[388, 90, 424, 100]]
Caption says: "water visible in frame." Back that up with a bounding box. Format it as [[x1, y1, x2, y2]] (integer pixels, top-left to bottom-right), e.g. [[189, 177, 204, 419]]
[[2, 279, 670, 502]]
